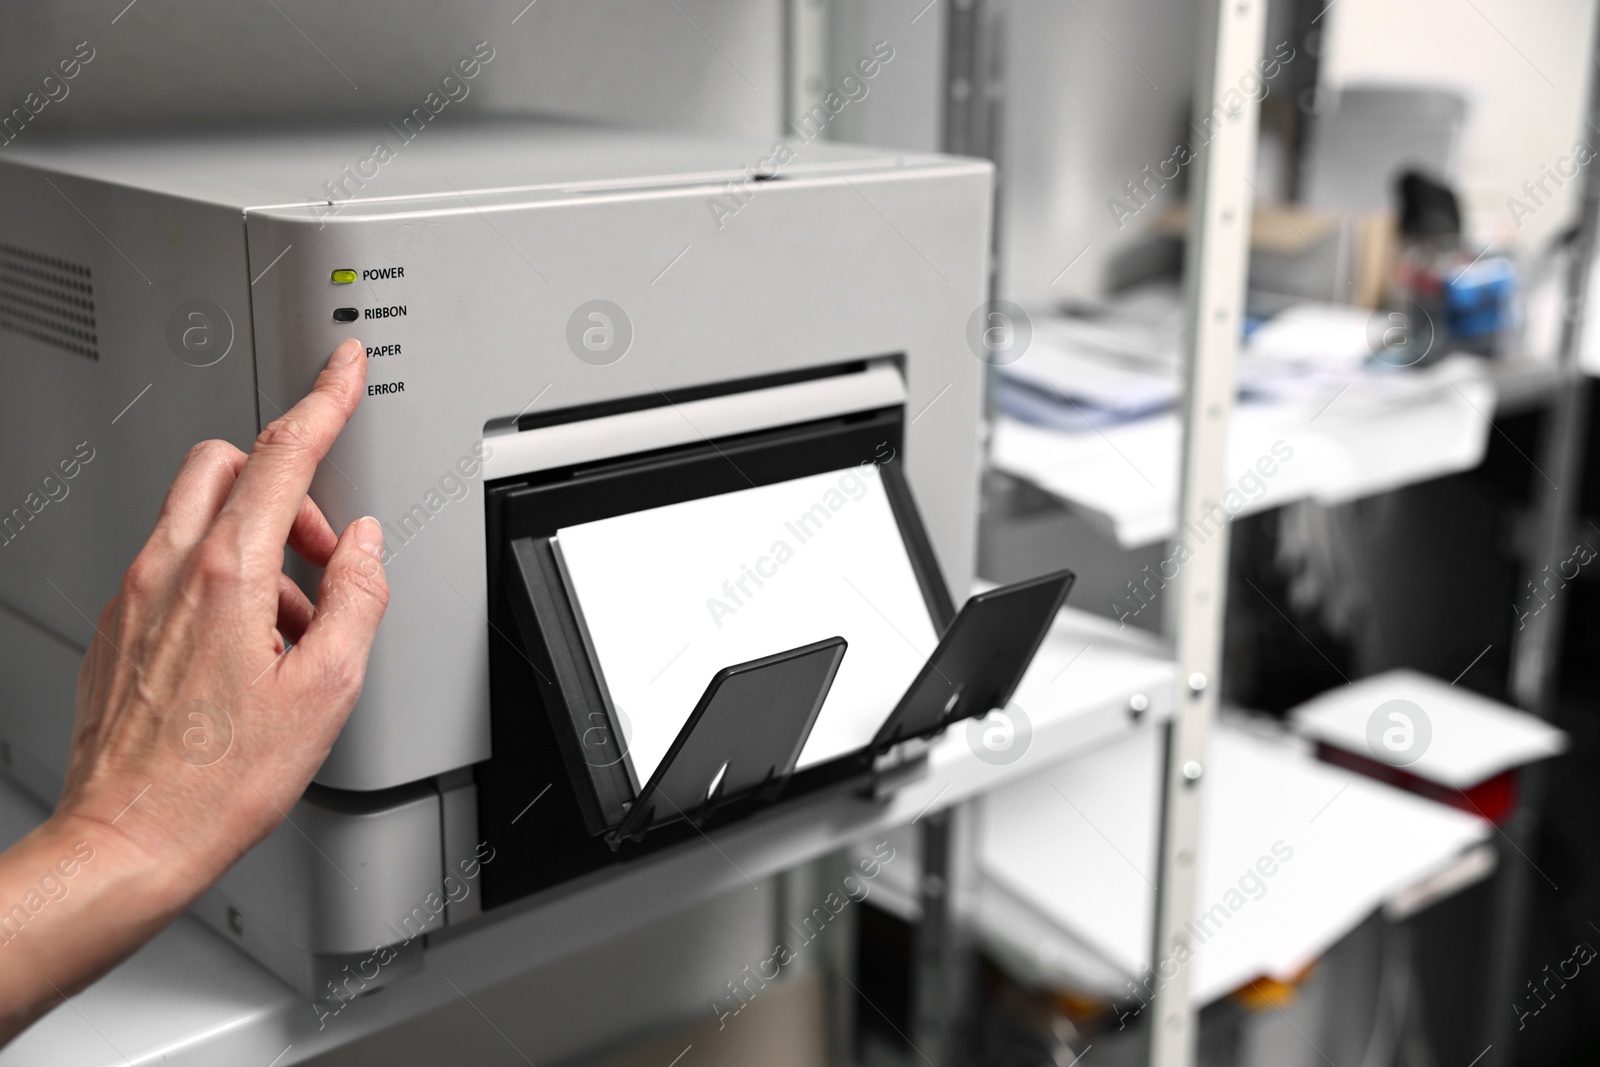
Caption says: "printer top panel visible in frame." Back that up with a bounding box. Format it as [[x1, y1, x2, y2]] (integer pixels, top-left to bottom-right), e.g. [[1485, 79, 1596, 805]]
[[0, 116, 942, 211]]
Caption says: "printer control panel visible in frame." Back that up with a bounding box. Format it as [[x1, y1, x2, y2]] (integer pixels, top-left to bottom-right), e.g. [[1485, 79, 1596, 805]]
[[330, 266, 409, 392]]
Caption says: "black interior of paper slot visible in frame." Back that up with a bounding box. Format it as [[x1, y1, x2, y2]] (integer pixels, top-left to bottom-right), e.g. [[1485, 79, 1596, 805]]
[[476, 398, 954, 907]]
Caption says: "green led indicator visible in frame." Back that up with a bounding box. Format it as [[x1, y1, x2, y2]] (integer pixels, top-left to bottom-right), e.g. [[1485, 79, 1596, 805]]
[[331, 269, 357, 284]]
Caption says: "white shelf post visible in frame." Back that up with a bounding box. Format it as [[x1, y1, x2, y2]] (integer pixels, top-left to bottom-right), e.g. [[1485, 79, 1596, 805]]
[[1147, 1, 1267, 1064]]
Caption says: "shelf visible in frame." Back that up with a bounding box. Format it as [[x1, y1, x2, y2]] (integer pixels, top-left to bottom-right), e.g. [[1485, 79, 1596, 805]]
[[858, 717, 1495, 1008], [0, 605, 1173, 1067], [990, 354, 1502, 549]]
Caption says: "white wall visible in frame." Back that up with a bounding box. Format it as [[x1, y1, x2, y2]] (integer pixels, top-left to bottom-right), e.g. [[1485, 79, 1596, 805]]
[[999, 0, 1200, 304], [1320, 0, 1598, 254], [827, 0, 947, 154], [0, 0, 784, 139]]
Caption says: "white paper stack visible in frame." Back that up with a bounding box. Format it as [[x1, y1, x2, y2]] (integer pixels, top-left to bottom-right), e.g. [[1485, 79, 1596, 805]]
[[975, 721, 1491, 1004], [1240, 302, 1373, 402], [1290, 669, 1569, 788], [991, 353, 1496, 548]]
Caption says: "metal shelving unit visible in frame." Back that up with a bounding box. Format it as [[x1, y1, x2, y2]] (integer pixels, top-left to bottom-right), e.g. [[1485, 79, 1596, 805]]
[[935, 1, 1600, 1065]]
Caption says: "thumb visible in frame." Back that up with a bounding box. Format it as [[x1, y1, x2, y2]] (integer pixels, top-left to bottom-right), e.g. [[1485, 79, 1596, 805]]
[[289, 516, 389, 698]]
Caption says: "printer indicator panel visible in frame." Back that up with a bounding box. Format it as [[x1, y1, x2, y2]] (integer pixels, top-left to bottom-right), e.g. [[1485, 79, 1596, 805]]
[[330, 264, 410, 383]]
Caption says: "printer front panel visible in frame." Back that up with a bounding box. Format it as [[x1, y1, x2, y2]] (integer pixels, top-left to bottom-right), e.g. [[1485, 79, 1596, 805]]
[[245, 162, 991, 795]]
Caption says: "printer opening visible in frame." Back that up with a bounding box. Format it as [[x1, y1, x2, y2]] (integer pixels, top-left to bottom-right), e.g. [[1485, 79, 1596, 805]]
[[476, 360, 950, 901], [475, 360, 1071, 907]]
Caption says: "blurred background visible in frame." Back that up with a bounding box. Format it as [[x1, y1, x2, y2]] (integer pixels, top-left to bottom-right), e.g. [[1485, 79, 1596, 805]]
[[3, 1, 1599, 1065]]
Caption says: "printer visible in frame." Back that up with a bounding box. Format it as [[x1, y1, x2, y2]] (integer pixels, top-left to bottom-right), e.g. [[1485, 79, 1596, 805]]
[[0, 117, 1059, 1002]]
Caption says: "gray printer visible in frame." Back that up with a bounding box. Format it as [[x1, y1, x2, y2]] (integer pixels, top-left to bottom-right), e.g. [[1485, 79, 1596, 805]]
[[0, 117, 994, 997]]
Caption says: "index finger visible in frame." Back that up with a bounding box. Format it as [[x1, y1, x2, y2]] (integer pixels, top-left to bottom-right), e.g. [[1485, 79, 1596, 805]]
[[219, 339, 366, 560]]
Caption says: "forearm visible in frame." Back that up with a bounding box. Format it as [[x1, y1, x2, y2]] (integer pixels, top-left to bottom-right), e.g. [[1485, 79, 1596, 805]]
[[0, 815, 183, 1046], [0, 341, 382, 1050]]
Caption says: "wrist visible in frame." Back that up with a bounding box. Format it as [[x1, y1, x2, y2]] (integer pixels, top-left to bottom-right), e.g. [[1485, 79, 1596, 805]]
[[35, 811, 194, 918], [0, 814, 193, 1039]]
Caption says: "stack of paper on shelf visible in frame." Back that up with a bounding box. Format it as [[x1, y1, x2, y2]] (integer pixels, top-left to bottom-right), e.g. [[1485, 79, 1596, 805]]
[[1290, 669, 1569, 789], [973, 721, 1492, 1005]]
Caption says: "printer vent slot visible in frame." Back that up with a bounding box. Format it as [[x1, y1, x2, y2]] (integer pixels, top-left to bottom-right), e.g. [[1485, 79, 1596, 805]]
[[0, 242, 98, 361]]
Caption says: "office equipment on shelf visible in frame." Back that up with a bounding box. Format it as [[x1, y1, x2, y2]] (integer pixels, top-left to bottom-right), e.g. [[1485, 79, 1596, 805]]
[[1384, 170, 1518, 359], [969, 720, 1493, 1006], [1290, 669, 1569, 823], [0, 118, 1048, 999]]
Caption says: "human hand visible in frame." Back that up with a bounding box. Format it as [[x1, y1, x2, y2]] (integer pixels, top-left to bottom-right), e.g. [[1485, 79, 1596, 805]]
[[0, 339, 387, 1042]]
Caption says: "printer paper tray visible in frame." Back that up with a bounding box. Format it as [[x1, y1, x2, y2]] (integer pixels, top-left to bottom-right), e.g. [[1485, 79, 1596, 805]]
[[475, 368, 955, 907]]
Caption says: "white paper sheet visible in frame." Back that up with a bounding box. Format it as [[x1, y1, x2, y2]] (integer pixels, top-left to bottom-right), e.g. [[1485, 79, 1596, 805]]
[[556, 466, 940, 787]]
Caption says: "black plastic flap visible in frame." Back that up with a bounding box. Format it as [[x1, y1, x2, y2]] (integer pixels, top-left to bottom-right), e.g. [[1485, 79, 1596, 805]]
[[609, 636, 847, 847], [870, 568, 1075, 754]]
